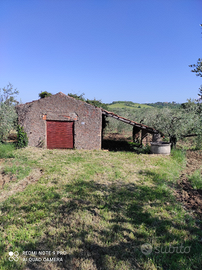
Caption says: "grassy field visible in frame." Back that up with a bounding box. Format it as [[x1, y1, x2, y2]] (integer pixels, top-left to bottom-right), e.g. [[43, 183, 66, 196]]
[[107, 102, 152, 110], [0, 146, 202, 270]]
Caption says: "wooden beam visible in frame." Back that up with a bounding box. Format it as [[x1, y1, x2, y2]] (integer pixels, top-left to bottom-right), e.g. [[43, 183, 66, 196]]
[[101, 109, 162, 135]]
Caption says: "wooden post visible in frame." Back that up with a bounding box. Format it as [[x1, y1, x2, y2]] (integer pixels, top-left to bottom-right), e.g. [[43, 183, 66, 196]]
[[133, 126, 141, 143], [141, 129, 148, 145]]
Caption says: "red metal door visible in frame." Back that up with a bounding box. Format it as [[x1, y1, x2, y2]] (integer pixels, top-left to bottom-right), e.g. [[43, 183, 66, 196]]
[[47, 121, 74, 149]]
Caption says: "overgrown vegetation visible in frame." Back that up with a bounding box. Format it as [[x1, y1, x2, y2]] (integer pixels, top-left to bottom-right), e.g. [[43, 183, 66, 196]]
[[38, 91, 52, 98], [16, 125, 28, 148], [68, 93, 108, 110]]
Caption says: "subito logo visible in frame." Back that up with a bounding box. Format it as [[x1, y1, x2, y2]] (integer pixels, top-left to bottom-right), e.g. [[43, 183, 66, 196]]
[[9, 251, 19, 261], [141, 243, 153, 255]]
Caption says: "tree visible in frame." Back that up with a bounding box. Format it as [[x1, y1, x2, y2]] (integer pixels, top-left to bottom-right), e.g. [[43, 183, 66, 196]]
[[133, 101, 200, 147], [0, 83, 19, 141], [39, 91, 52, 98], [189, 24, 202, 99], [0, 82, 19, 105], [189, 58, 202, 77]]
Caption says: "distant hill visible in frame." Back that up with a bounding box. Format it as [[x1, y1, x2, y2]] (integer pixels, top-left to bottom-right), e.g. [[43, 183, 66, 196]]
[[106, 101, 181, 110], [107, 101, 152, 110], [143, 102, 181, 109]]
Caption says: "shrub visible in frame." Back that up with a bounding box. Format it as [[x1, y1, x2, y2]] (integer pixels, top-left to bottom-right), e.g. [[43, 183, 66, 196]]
[[39, 91, 52, 98], [16, 125, 28, 148]]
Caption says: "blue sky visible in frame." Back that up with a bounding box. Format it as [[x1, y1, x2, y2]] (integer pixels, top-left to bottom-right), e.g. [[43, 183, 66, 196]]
[[0, 0, 202, 104]]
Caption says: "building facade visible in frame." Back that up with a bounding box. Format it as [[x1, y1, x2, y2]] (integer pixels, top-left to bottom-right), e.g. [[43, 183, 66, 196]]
[[16, 92, 102, 150]]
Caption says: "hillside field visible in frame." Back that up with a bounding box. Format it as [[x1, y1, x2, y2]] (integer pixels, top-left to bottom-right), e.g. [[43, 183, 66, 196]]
[[107, 101, 152, 110]]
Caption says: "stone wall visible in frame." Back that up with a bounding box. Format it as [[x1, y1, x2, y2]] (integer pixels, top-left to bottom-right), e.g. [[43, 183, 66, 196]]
[[16, 92, 102, 150]]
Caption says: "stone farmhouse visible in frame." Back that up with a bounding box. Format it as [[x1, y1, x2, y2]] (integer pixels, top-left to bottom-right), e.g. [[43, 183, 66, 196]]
[[16, 92, 102, 149]]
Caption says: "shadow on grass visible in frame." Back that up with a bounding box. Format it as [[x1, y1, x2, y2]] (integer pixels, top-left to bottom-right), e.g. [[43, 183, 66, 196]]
[[1, 171, 202, 270], [102, 139, 150, 154]]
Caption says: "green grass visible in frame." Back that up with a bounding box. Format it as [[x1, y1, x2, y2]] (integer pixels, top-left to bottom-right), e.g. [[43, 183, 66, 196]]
[[0, 143, 15, 158], [188, 169, 202, 189], [0, 147, 201, 270], [2, 164, 31, 180]]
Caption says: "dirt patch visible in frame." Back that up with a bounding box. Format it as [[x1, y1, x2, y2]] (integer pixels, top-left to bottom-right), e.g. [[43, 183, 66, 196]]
[[0, 168, 43, 203], [0, 173, 17, 189], [175, 150, 202, 220]]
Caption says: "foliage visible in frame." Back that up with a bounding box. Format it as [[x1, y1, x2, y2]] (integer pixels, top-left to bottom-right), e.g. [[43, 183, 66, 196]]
[[0, 83, 19, 141], [0, 103, 18, 141], [194, 134, 202, 150], [68, 93, 85, 101], [0, 83, 19, 105], [144, 101, 181, 109], [198, 85, 202, 101], [38, 91, 52, 98], [136, 102, 201, 147], [68, 93, 108, 109], [189, 58, 202, 77], [189, 24, 202, 99], [128, 141, 151, 154], [145, 107, 197, 137], [16, 125, 28, 148], [86, 98, 108, 110], [105, 100, 202, 148]]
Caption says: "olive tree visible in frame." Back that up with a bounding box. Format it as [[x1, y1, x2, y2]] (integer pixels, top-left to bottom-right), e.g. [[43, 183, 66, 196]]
[[189, 24, 202, 99], [134, 101, 201, 147], [0, 83, 19, 141]]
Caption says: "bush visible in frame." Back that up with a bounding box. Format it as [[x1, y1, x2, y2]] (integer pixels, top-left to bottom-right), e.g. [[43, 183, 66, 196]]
[[0, 103, 18, 141], [16, 125, 28, 148], [39, 91, 52, 98], [128, 141, 151, 154]]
